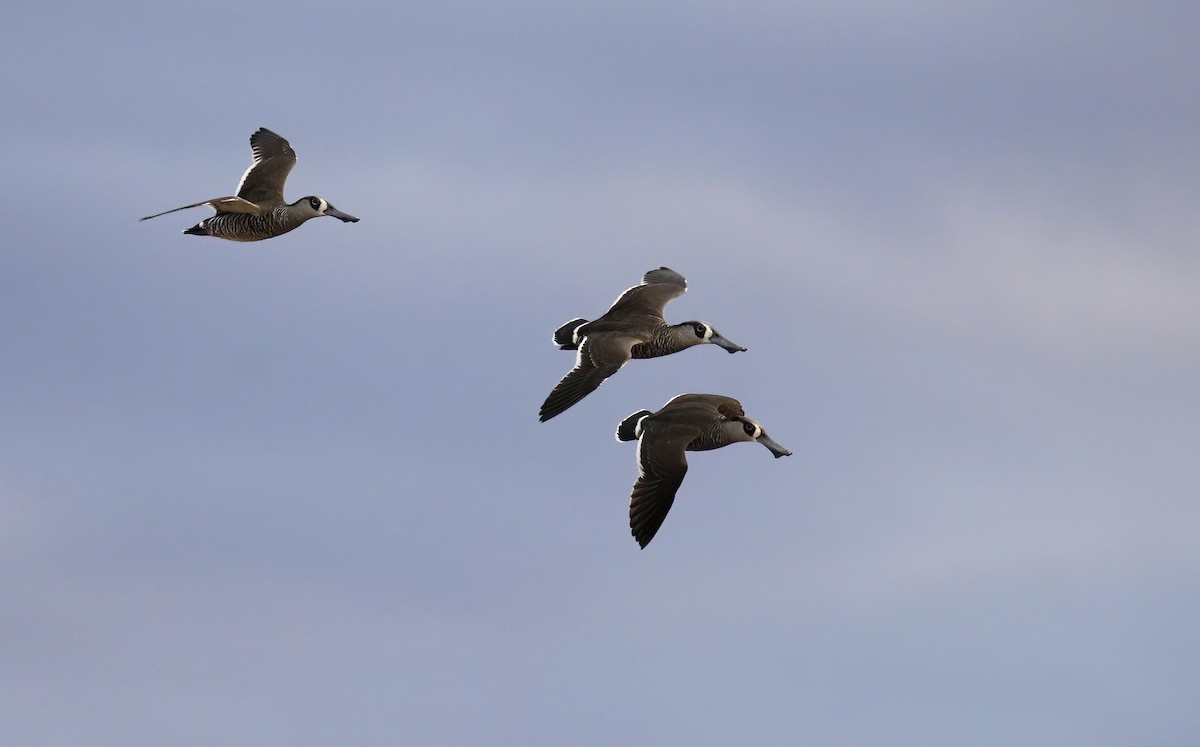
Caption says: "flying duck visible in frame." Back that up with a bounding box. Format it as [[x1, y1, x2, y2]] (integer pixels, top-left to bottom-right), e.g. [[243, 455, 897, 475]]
[[616, 393, 791, 548], [539, 267, 746, 421], [140, 127, 358, 240]]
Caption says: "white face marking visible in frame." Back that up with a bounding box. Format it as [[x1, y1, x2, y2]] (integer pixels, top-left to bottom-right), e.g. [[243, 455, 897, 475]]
[[747, 420, 763, 439], [736, 418, 763, 440]]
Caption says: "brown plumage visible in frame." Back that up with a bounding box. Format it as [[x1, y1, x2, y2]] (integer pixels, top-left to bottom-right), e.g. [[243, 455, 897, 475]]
[[140, 128, 359, 241], [539, 268, 746, 421], [616, 394, 792, 548]]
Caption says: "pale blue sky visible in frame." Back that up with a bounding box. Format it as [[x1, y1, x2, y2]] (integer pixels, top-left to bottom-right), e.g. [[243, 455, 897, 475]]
[[2, 2, 1198, 745]]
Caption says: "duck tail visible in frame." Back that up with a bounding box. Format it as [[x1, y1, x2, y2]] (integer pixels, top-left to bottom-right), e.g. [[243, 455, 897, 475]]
[[615, 410, 653, 442], [552, 318, 588, 349]]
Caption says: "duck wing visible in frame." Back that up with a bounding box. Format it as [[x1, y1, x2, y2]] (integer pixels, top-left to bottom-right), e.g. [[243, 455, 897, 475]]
[[235, 127, 297, 207], [140, 195, 262, 221], [539, 334, 637, 421], [600, 267, 688, 325], [628, 416, 704, 548]]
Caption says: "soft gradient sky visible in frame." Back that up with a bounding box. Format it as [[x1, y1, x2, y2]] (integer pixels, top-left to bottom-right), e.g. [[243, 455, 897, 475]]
[[2, 2, 1198, 745]]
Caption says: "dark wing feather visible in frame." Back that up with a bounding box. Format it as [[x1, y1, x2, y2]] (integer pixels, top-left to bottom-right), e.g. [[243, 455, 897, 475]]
[[658, 393, 744, 420], [538, 336, 634, 421], [629, 468, 685, 549], [601, 267, 687, 323], [628, 417, 703, 548], [236, 128, 297, 206], [715, 399, 746, 418]]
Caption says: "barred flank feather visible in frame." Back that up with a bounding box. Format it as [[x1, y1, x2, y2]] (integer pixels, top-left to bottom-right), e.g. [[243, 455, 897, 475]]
[[198, 205, 307, 242], [630, 325, 688, 359]]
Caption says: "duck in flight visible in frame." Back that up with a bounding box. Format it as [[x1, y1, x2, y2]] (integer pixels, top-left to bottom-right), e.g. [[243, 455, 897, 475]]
[[616, 393, 792, 548], [539, 267, 746, 421], [140, 127, 358, 241]]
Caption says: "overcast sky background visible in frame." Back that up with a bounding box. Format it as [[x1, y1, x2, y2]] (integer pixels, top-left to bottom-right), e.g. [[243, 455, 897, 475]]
[[2, 2, 1198, 745]]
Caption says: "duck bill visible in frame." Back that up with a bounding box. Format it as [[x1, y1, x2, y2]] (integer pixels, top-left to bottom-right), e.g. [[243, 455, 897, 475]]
[[325, 206, 360, 223], [711, 334, 747, 353], [756, 434, 792, 458]]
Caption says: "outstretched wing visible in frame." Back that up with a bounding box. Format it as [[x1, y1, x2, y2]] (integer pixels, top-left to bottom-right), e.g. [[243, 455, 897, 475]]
[[539, 335, 636, 421], [601, 267, 687, 323], [628, 418, 703, 548], [235, 128, 297, 206], [140, 195, 262, 221]]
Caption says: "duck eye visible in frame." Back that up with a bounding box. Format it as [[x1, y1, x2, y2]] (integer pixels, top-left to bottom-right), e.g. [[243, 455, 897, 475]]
[[309, 197, 320, 209], [743, 422, 756, 435], [694, 324, 707, 338]]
